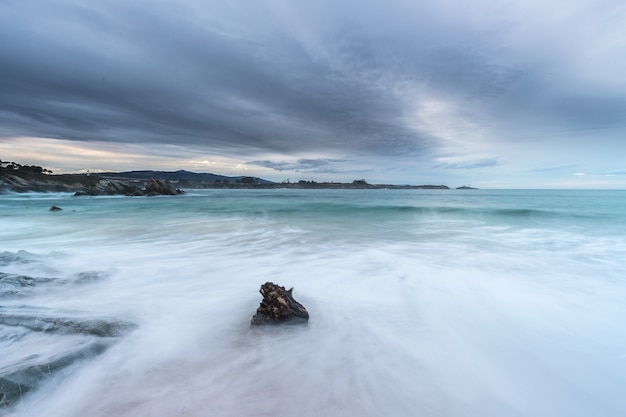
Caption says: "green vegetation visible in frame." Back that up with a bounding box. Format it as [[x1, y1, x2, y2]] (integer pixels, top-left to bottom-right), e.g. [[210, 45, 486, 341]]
[[0, 160, 52, 175]]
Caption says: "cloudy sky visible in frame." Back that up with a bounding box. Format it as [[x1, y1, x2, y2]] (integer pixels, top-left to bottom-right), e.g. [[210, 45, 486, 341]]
[[1, 0, 625, 187]]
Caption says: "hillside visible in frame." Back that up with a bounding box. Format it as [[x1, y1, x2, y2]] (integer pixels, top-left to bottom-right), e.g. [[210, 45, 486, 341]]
[[1, 161, 452, 193]]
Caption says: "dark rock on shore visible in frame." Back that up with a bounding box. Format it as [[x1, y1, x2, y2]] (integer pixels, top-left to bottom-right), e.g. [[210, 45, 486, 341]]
[[144, 177, 184, 196], [73, 177, 184, 196], [73, 179, 145, 196], [251, 282, 309, 325]]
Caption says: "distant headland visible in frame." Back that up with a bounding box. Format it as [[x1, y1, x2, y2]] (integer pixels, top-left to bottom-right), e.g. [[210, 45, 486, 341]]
[[0, 160, 474, 195]]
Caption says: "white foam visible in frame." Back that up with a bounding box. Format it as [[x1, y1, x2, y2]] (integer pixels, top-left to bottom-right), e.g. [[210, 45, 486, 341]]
[[2, 191, 625, 416]]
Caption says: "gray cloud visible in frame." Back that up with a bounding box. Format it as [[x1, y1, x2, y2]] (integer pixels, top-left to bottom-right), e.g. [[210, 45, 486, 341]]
[[435, 157, 501, 170], [1, 0, 625, 185], [0, 0, 438, 157], [247, 158, 347, 173], [601, 169, 626, 176], [529, 164, 581, 173]]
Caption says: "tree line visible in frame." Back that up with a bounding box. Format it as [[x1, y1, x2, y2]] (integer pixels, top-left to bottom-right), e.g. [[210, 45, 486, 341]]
[[0, 159, 53, 175]]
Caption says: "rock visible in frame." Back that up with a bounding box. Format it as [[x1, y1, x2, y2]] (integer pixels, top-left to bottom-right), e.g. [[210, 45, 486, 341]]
[[0, 250, 42, 266], [144, 177, 181, 196], [0, 305, 136, 407], [0, 313, 136, 337], [74, 179, 143, 196], [0, 273, 54, 298], [0, 341, 109, 408], [1, 269, 111, 298], [73, 178, 184, 196], [251, 282, 309, 325], [49, 205, 63, 211]]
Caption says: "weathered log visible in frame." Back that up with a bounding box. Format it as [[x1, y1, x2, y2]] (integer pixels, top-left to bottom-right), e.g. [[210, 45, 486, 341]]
[[251, 282, 309, 325]]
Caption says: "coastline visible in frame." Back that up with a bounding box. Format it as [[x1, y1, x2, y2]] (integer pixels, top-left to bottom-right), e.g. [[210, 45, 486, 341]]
[[0, 169, 453, 194]]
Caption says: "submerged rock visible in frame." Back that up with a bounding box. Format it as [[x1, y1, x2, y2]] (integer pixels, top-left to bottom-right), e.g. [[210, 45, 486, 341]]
[[0, 250, 44, 266], [0, 341, 110, 407], [0, 313, 136, 337], [0, 269, 110, 298], [0, 306, 136, 407], [0, 273, 54, 298], [251, 282, 309, 325], [49, 205, 62, 211]]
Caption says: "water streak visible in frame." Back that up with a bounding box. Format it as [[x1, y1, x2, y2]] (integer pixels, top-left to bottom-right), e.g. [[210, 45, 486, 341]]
[[1, 190, 625, 416]]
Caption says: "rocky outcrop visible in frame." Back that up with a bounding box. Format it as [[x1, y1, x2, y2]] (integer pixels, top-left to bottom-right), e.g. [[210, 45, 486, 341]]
[[73, 178, 183, 196], [144, 178, 184, 196], [73, 179, 144, 196], [0, 173, 90, 193], [0, 166, 185, 196], [251, 282, 309, 325]]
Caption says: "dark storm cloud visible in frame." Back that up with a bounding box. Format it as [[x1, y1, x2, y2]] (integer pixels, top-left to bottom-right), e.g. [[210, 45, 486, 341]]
[[0, 0, 432, 157], [1, 0, 625, 165]]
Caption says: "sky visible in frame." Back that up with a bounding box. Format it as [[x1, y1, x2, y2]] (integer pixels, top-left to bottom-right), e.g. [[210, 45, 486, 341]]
[[1, 0, 625, 188]]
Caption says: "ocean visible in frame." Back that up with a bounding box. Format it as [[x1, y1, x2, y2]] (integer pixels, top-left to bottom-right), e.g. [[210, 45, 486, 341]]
[[1, 189, 625, 416]]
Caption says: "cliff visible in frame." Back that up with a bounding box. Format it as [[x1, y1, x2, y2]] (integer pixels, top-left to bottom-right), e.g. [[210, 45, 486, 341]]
[[0, 170, 182, 196]]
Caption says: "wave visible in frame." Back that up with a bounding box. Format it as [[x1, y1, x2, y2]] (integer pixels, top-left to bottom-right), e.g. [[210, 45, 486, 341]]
[[247, 203, 580, 222]]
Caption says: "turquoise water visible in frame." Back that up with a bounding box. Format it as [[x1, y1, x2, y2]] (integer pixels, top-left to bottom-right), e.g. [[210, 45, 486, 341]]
[[1, 189, 625, 416]]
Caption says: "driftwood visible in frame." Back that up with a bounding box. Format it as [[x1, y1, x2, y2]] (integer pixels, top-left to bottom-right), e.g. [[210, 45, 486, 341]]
[[251, 282, 309, 325]]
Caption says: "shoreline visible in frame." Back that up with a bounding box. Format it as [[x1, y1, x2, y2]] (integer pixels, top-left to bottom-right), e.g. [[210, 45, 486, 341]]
[[0, 171, 457, 194]]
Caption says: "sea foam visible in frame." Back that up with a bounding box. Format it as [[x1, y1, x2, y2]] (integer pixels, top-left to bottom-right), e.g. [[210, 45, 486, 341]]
[[1, 190, 625, 416]]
